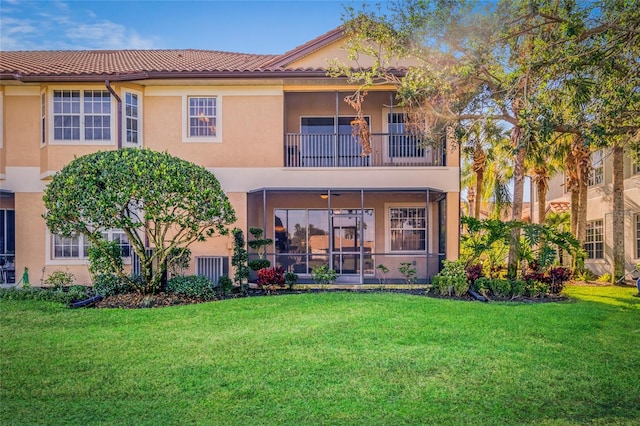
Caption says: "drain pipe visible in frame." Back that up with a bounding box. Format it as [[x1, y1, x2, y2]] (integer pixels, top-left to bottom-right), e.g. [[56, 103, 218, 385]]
[[105, 80, 122, 149]]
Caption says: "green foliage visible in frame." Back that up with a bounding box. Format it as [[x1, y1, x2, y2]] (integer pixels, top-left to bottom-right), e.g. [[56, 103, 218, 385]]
[[311, 264, 337, 286], [398, 262, 417, 286], [284, 272, 298, 290], [42, 148, 236, 294], [597, 273, 612, 283], [376, 264, 389, 285], [461, 216, 583, 279], [0, 286, 89, 304], [166, 275, 215, 300], [217, 275, 233, 295], [167, 247, 191, 277], [248, 259, 271, 271], [92, 274, 134, 297], [231, 228, 250, 289], [575, 268, 596, 282], [489, 278, 511, 298], [510, 279, 527, 297], [247, 227, 273, 259], [88, 239, 124, 278], [431, 260, 468, 297], [44, 270, 75, 290]]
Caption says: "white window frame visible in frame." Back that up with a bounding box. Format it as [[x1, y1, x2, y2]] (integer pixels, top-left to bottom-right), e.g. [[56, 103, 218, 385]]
[[41, 90, 46, 146], [47, 229, 132, 265], [588, 150, 604, 186], [382, 108, 431, 163], [47, 87, 115, 145], [182, 95, 221, 143], [585, 219, 604, 260], [384, 203, 428, 253], [123, 89, 143, 147]]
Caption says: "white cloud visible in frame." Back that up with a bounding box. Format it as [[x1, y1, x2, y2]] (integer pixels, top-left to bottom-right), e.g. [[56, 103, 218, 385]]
[[0, 1, 158, 50], [66, 21, 156, 49]]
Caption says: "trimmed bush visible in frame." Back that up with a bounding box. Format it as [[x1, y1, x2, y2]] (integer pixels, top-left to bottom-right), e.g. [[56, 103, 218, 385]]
[[217, 275, 233, 295], [44, 270, 75, 290], [489, 278, 511, 298], [510, 279, 527, 297], [166, 275, 215, 299], [93, 274, 134, 296]]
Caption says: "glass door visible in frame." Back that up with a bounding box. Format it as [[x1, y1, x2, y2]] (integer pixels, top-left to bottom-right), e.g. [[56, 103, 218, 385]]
[[331, 213, 360, 274]]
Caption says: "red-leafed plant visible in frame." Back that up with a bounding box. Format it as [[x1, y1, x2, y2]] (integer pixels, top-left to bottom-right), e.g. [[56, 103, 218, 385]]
[[256, 267, 285, 294]]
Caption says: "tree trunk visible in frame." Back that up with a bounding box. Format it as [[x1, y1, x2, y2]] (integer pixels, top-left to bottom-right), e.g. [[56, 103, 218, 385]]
[[474, 170, 484, 219], [612, 142, 625, 283], [565, 147, 578, 237], [507, 126, 526, 280], [536, 173, 548, 225]]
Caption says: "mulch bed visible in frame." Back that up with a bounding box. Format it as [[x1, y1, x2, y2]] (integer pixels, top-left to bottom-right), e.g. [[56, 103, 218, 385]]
[[93, 286, 568, 309]]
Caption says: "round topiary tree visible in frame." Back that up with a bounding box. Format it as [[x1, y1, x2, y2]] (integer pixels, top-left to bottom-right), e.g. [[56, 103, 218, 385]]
[[43, 148, 236, 294]]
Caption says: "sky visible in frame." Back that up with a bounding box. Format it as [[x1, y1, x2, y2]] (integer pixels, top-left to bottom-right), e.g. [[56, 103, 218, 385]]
[[0, 0, 378, 53]]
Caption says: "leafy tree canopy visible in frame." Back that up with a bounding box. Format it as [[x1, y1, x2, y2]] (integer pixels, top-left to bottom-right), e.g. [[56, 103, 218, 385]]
[[43, 148, 236, 294]]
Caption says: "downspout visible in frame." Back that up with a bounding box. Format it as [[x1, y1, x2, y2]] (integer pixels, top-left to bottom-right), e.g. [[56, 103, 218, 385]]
[[105, 80, 122, 149]]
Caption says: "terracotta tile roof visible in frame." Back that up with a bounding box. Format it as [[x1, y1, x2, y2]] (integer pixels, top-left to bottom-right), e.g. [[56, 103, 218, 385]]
[[0, 49, 278, 78]]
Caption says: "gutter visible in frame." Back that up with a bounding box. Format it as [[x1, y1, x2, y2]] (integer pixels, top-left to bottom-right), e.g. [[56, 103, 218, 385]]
[[104, 80, 122, 149]]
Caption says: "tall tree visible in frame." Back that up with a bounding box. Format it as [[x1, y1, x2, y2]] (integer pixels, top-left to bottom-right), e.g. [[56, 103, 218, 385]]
[[43, 149, 236, 294]]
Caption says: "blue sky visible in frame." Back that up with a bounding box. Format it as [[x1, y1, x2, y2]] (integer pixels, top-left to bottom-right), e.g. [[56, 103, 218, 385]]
[[0, 0, 378, 52]]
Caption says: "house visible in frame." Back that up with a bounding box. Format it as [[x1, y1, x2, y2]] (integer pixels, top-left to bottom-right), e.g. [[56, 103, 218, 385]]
[[533, 149, 640, 276], [0, 26, 460, 285]]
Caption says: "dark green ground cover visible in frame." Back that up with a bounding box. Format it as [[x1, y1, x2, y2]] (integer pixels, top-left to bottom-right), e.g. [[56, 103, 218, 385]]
[[1, 285, 638, 425]]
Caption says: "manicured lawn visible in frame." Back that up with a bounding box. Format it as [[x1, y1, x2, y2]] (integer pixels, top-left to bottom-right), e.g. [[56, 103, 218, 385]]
[[1, 286, 639, 425]]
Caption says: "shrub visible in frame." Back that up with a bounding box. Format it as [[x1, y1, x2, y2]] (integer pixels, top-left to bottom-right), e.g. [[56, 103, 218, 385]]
[[0, 286, 88, 304], [549, 266, 572, 294], [431, 260, 468, 296], [466, 263, 484, 284], [217, 275, 233, 295], [489, 278, 511, 298], [248, 259, 271, 271], [596, 272, 612, 283], [575, 268, 596, 282], [257, 267, 286, 293], [312, 264, 337, 286], [472, 277, 491, 294], [93, 274, 134, 296], [510, 279, 528, 297], [166, 275, 216, 299], [525, 280, 550, 297], [398, 262, 417, 285], [44, 270, 75, 290], [284, 271, 298, 290]]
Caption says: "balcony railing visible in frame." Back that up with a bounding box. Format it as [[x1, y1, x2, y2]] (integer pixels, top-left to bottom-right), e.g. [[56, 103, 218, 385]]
[[284, 133, 444, 168]]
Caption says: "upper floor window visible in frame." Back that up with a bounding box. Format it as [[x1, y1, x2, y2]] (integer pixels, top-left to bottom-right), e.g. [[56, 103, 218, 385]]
[[124, 91, 141, 146], [585, 219, 604, 259], [388, 113, 425, 158], [389, 207, 426, 252], [52, 89, 112, 142], [188, 96, 217, 138], [588, 150, 604, 186]]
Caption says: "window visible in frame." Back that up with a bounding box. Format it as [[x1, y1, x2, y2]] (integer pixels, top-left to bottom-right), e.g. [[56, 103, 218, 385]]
[[585, 219, 604, 259], [52, 89, 112, 142], [389, 207, 426, 251], [588, 150, 604, 186], [41, 91, 46, 145], [0, 210, 15, 255], [299, 116, 370, 166], [636, 214, 640, 259], [388, 113, 424, 158], [124, 91, 141, 145], [52, 230, 130, 259], [188, 96, 217, 137]]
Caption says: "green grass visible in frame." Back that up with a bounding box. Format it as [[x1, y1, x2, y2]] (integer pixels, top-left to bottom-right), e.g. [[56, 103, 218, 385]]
[[1, 286, 639, 425]]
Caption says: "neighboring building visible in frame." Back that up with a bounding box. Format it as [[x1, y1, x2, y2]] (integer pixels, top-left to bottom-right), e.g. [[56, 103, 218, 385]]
[[0, 26, 460, 285], [534, 149, 640, 276]]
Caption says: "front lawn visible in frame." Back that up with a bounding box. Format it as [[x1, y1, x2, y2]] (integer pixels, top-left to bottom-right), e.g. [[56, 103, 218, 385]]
[[1, 286, 638, 425]]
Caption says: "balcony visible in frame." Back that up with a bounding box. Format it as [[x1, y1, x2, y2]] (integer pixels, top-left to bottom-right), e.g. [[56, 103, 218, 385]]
[[284, 133, 444, 168]]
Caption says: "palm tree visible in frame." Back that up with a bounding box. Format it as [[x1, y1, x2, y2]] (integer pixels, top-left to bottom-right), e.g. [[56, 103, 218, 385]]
[[527, 134, 568, 224]]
